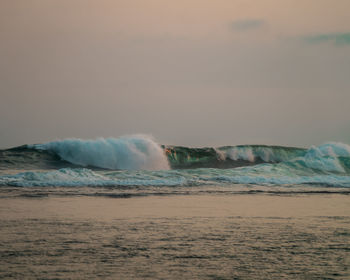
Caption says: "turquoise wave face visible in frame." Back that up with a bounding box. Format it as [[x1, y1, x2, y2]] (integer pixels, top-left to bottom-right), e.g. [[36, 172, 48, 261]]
[[164, 145, 307, 169]]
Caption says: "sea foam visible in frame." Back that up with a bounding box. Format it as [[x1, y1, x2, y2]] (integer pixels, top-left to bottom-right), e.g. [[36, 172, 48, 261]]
[[33, 135, 170, 170]]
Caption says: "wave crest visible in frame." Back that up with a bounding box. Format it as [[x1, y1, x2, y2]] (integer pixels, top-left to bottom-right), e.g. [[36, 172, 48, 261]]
[[32, 135, 170, 171]]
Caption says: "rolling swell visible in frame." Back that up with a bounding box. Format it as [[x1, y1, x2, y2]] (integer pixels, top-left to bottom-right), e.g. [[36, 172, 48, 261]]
[[0, 145, 77, 170], [164, 145, 306, 169], [0, 138, 350, 189], [1, 137, 348, 172], [0, 139, 307, 170]]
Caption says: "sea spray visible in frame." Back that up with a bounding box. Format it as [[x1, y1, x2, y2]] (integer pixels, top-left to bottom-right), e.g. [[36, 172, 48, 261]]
[[32, 135, 170, 170]]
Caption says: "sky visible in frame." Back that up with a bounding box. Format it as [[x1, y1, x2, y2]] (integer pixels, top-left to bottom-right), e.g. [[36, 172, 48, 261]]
[[1, 0, 350, 148]]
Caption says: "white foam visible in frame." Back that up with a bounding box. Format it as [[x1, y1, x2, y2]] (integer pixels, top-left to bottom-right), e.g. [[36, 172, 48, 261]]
[[209, 174, 350, 187], [294, 142, 350, 173], [33, 135, 170, 170], [1, 165, 350, 188], [306, 142, 350, 158], [225, 146, 293, 162], [0, 168, 186, 187], [226, 147, 255, 162]]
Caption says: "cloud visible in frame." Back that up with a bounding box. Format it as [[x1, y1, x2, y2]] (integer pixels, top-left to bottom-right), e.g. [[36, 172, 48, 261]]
[[230, 19, 265, 31], [303, 32, 350, 46]]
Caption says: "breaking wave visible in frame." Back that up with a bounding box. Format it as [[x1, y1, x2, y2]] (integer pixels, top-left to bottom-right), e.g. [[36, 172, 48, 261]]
[[0, 137, 350, 189], [31, 135, 170, 171]]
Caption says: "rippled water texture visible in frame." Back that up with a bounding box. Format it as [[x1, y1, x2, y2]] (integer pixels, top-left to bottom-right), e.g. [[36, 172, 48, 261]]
[[0, 195, 349, 279]]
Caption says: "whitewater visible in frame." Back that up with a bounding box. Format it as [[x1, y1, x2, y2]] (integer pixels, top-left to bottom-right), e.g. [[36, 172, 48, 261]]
[[0, 135, 350, 196]]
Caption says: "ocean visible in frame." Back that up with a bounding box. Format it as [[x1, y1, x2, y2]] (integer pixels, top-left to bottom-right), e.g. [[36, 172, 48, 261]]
[[0, 135, 349, 279]]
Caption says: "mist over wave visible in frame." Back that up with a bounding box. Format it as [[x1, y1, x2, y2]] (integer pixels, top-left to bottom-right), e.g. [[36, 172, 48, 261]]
[[32, 135, 170, 171]]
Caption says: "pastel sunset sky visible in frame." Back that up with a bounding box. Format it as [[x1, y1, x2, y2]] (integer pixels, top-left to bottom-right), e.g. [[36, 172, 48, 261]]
[[1, 0, 349, 148]]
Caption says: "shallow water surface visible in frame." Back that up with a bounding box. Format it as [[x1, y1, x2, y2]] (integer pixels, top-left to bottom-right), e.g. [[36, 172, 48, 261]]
[[0, 195, 349, 279]]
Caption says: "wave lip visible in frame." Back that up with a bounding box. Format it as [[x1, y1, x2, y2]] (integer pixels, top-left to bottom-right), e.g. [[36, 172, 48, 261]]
[[32, 135, 170, 171]]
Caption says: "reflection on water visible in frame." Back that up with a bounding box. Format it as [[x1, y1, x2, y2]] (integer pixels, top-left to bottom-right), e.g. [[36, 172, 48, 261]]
[[0, 196, 349, 279]]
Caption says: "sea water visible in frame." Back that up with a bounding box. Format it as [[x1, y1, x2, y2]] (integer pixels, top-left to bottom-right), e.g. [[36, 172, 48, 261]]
[[0, 135, 349, 279]]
